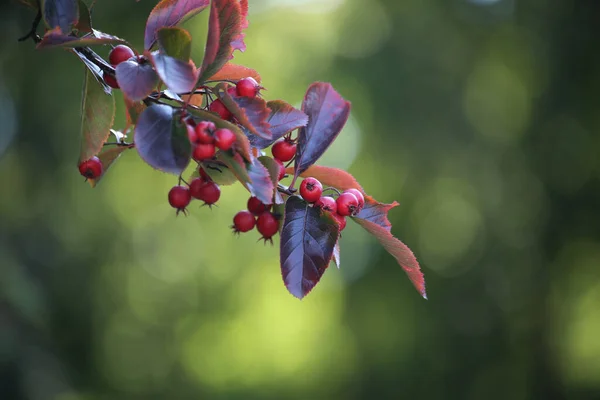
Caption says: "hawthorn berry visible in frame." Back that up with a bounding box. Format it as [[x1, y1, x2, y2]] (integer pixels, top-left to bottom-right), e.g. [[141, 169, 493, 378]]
[[109, 45, 135, 66], [344, 188, 365, 211], [232, 210, 256, 233], [209, 99, 232, 120], [214, 128, 236, 151], [336, 192, 359, 216], [315, 196, 337, 213], [104, 74, 119, 89], [227, 85, 238, 97], [195, 121, 216, 144], [236, 77, 260, 98], [275, 158, 286, 181], [332, 212, 347, 231], [299, 177, 323, 203], [78, 156, 103, 179], [192, 143, 216, 161], [195, 181, 221, 205], [188, 177, 206, 199], [168, 185, 191, 213], [198, 167, 211, 181], [257, 212, 279, 240], [187, 122, 198, 143], [271, 139, 296, 162], [247, 196, 270, 215]]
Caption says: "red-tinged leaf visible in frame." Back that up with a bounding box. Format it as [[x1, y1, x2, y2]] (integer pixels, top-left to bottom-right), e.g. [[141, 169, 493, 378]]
[[285, 165, 364, 193], [352, 217, 426, 299], [75, 0, 92, 33], [230, 0, 248, 52], [151, 51, 199, 94], [79, 69, 115, 163], [116, 57, 159, 101], [37, 27, 128, 49], [197, 0, 248, 84], [157, 27, 192, 61], [354, 197, 398, 231], [214, 83, 271, 139], [87, 145, 129, 188], [43, 0, 78, 33], [294, 83, 351, 177], [135, 104, 192, 174], [144, 0, 210, 50], [258, 156, 285, 204], [333, 241, 340, 269], [280, 196, 340, 299], [249, 100, 308, 148], [207, 62, 261, 83], [247, 157, 274, 205], [124, 98, 145, 128]]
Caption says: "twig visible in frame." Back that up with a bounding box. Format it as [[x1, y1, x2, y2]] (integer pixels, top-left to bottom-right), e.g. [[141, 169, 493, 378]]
[[18, 9, 42, 44]]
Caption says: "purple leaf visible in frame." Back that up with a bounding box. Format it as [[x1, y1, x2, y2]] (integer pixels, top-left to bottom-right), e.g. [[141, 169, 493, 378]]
[[144, 0, 210, 50], [214, 83, 271, 139], [37, 28, 128, 49], [208, 62, 261, 82], [249, 100, 308, 148], [258, 156, 285, 204], [247, 157, 274, 205], [135, 104, 192, 174], [116, 57, 159, 101], [294, 83, 351, 177], [151, 51, 198, 94], [353, 197, 399, 232], [43, 0, 78, 33], [280, 196, 339, 299]]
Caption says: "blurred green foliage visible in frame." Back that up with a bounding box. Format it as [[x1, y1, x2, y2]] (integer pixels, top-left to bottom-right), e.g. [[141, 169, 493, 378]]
[[2, 0, 600, 399]]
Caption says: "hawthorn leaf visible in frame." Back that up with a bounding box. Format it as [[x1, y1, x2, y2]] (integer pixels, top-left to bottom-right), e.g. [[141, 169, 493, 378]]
[[116, 58, 159, 101], [135, 104, 192, 174], [294, 83, 351, 177], [208, 62, 261, 83], [354, 197, 399, 231], [333, 241, 340, 269], [259, 156, 284, 204], [217, 151, 251, 186], [151, 51, 198, 94], [124, 98, 146, 128], [144, 0, 210, 50], [214, 83, 271, 139], [249, 100, 308, 148], [72, 47, 112, 94], [37, 27, 128, 49], [42, 0, 78, 33], [285, 165, 364, 193], [247, 157, 274, 205], [157, 27, 192, 61], [352, 217, 427, 299], [18, 0, 40, 10], [87, 146, 129, 188], [193, 164, 237, 186], [79, 69, 115, 163], [280, 196, 339, 299], [198, 0, 248, 84], [75, 0, 92, 32]]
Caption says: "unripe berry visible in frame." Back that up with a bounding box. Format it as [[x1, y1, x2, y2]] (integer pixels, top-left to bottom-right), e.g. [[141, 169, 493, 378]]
[[78, 156, 103, 179], [236, 77, 259, 98], [189, 177, 206, 199], [275, 158, 286, 181], [271, 139, 296, 162], [299, 177, 323, 203], [232, 210, 256, 233], [333, 212, 347, 231], [209, 99, 232, 120], [168, 185, 191, 213], [192, 143, 216, 161], [247, 196, 270, 216], [195, 121, 216, 144], [104, 74, 119, 89], [214, 128, 236, 151], [336, 192, 358, 216], [109, 45, 135, 66], [257, 212, 279, 240], [344, 188, 365, 211], [196, 181, 221, 205], [315, 196, 337, 213]]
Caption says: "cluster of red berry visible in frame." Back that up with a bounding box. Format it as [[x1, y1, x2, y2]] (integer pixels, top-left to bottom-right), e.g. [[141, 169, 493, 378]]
[[232, 197, 279, 241], [168, 168, 221, 213]]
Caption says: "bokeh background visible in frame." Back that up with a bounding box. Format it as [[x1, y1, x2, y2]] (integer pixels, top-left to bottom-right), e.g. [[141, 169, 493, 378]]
[[2, 0, 600, 398]]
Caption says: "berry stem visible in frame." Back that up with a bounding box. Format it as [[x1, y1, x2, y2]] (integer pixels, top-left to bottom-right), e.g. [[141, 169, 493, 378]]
[[322, 187, 341, 196], [103, 142, 135, 148], [277, 184, 297, 196], [18, 9, 42, 43]]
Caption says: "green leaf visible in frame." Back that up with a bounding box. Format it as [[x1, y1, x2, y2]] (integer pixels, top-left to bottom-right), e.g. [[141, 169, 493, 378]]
[[217, 151, 251, 186], [157, 27, 192, 61], [87, 146, 129, 188], [79, 68, 115, 163], [191, 164, 237, 186], [75, 0, 92, 33]]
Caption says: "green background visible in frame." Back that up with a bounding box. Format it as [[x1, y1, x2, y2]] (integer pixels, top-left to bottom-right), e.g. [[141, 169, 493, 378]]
[[2, 0, 600, 399]]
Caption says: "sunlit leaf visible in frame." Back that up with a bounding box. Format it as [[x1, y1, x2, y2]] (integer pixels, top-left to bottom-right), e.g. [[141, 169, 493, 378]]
[[217, 151, 251, 186], [214, 83, 271, 139], [144, 0, 210, 50], [191, 164, 237, 186], [42, 0, 78, 32], [37, 27, 128, 49], [354, 197, 399, 231], [208, 62, 261, 83], [157, 27, 192, 61], [151, 51, 198, 94], [285, 165, 364, 193], [247, 157, 274, 205], [124, 97, 145, 128], [249, 100, 307, 148], [116, 57, 159, 101]]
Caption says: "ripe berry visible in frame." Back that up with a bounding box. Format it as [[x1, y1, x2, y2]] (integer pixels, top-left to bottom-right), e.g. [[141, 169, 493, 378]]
[[232, 210, 256, 233], [188, 177, 206, 199], [227, 85, 238, 97], [78, 156, 103, 179], [168, 185, 191, 213], [198, 167, 211, 181], [192, 143, 216, 161], [336, 192, 359, 216], [209, 99, 232, 120], [299, 177, 323, 203], [214, 128, 236, 151], [236, 77, 259, 98], [271, 139, 296, 162], [332, 212, 347, 231], [195, 121, 216, 144], [315, 196, 337, 213], [104, 74, 119, 89], [275, 158, 286, 181], [257, 212, 279, 240], [247, 196, 271, 215], [195, 181, 221, 205], [344, 188, 365, 211], [109, 45, 135, 66], [187, 122, 198, 143]]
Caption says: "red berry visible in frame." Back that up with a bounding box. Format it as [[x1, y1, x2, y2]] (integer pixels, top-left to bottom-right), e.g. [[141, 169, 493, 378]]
[[336, 192, 358, 216], [247, 196, 271, 216], [232, 210, 256, 233], [332, 212, 347, 231], [227, 85, 238, 97], [168, 185, 191, 212], [271, 139, 296, 162], [344, 189, 365, 211], [214, 128, 236, 151], [198, 167, 211, 181], [78, 156, 103, 179], [275, 158, 286, 181], [315, 196, 337, 213], [195, 181, 221, 205], [299, 177, 323, 203], [195, 121, 216, 144], [187, 122, 198, 143], [188, 177, 206, 199], [109, 45, 135, 66], [257, 212, 279, 240], [104, 74, 119, 89], [209, 99, 232, 120], [192, 143, 216, 161], [236, 77, 259, 98]]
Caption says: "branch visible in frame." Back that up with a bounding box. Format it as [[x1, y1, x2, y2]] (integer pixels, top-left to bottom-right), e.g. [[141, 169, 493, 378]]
[[18, 9, 42, 43]]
